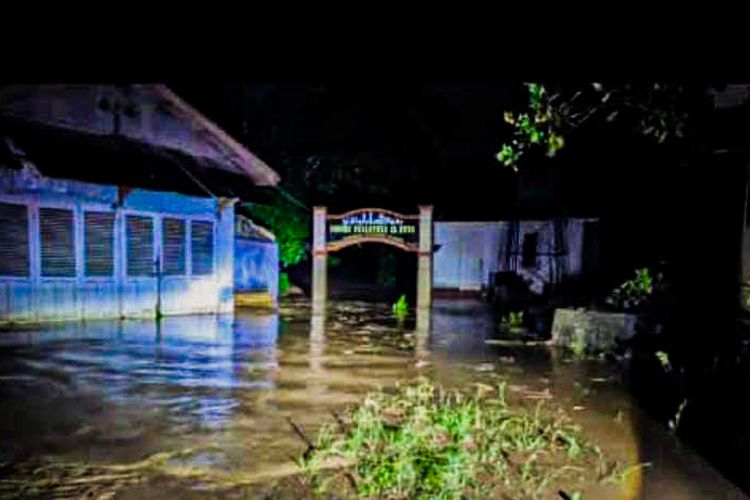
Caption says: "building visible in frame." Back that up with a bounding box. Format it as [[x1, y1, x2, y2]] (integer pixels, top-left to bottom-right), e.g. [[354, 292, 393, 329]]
[[234, 213, 279, 308], [433, 218, 599, 295], [0, 85, 280, 324]]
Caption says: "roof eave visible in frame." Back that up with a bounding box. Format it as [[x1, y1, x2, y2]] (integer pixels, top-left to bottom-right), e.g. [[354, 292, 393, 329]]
[[152, 85, 281, 187]]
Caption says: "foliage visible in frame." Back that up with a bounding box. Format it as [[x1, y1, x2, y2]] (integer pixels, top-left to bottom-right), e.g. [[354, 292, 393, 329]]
[[279, 272, 291, 295], [605, 268, 663, 311], [569, 335, 588, 360], [742, 283, 750, 310], [655, 351, 671, 372], [301, 379, 628, 499], [244, 196, 310, 268], [499, 311, 525, 335], [497, 83, 699, 172], [392, 294, 409, 321], [669, 399, 689, 434]]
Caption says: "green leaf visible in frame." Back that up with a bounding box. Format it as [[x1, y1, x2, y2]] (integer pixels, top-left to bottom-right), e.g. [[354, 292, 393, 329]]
[[546, 133, 565, 156]]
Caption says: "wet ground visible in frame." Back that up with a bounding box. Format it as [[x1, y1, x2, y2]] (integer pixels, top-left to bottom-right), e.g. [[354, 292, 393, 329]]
[[0, 299, 745, 499]]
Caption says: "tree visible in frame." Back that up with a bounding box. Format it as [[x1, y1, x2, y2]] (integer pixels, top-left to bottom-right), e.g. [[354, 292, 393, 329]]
[[495, 82, 749, 326], [496, 83, 710, 172], [243, 195, 310, 294]]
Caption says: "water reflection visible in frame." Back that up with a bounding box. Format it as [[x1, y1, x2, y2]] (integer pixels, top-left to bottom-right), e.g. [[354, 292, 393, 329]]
[[0, 302, 745, 498], [309, 313, 325, 372]]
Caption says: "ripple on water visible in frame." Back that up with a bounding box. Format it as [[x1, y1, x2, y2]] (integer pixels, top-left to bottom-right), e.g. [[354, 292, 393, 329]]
[[0, 300, 745, 498]]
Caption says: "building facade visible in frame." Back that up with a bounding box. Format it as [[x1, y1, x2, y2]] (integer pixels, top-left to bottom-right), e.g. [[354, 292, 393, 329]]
[[0, 84, 280, 324], [0, 170, 234, 321], [433, 218, 599, 295], [234, 213, 279, 308]]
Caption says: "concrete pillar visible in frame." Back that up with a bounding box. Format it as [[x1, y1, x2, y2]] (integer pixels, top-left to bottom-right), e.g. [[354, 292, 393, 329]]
[[216, 198, 237, 314], [312, 206, 327, 316], [417, 205, 433, 332]]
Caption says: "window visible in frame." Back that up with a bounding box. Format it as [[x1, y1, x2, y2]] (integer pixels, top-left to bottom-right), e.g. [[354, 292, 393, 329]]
[[191, 220, 214, 276], [521, 232, 538, 268], [39, 207, 76, 277], [84, 211, 115, 277], [126, 215, 154, 276], [0, 202, 29, 277], [162, 218, 186, 275]]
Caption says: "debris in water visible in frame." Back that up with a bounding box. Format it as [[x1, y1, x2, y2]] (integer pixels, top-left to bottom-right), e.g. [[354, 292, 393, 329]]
[[474, 363, 495, 372], [521, 388, 553, 400]]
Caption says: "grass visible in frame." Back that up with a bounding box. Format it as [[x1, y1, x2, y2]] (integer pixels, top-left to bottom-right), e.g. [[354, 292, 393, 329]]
[[300, 379, 628, 499]]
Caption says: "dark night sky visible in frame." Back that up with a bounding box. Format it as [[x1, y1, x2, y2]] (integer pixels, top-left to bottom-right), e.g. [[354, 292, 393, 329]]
[[170, 84, 525, 219]]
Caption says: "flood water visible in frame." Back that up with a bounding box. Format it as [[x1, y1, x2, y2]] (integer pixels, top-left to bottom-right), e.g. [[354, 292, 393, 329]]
[[0, 299, 745, 499]]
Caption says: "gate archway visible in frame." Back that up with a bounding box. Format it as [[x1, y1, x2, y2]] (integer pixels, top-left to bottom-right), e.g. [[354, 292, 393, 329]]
[[312, 206, 433, 331]]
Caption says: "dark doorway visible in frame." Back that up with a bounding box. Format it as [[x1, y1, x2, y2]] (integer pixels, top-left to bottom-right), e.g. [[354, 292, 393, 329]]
[[327, 244, 417, 303], [521, 232, 539, 268]]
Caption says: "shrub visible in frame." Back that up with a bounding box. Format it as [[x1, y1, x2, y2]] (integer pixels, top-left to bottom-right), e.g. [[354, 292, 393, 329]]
[[605, 268, 663, 311]]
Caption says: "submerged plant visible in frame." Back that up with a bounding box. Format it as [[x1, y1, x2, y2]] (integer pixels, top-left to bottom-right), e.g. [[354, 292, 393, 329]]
[[499, 311, 525, 335], [392, 294, 409, 321], [655, 351, 671, 372], [300, 379, 629, 499], [569, 333, 588, 360], [279, 272, 291, 295]]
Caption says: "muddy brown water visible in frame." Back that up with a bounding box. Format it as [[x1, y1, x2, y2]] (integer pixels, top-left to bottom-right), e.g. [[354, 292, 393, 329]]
[[0, 299, 744, 499]]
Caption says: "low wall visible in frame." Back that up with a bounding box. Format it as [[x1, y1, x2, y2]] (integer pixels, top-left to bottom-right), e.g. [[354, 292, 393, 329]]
[[551, 308, 637, 353], [234, 238, 278, 308]]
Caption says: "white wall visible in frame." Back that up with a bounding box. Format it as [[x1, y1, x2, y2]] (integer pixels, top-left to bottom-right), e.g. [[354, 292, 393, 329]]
[[434, 219, 598, 292], [0, 169, 234, 323], [433, 222, 508, 290]]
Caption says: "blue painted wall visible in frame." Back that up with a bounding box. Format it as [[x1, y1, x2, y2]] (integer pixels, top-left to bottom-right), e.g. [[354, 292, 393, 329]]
[[234, 238, 279, 301], [0, 168, 235, 324]]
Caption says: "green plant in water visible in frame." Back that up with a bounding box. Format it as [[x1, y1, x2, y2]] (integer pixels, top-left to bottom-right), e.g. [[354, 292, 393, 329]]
[[500, 311, 525, 335], [300, 379, 630, 499], [279, 272, 291, 295], [655, 351, 671, 371], [570, 335, 587, 359], [392, 294, 408, 321], [742, 283, 750, 311]]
